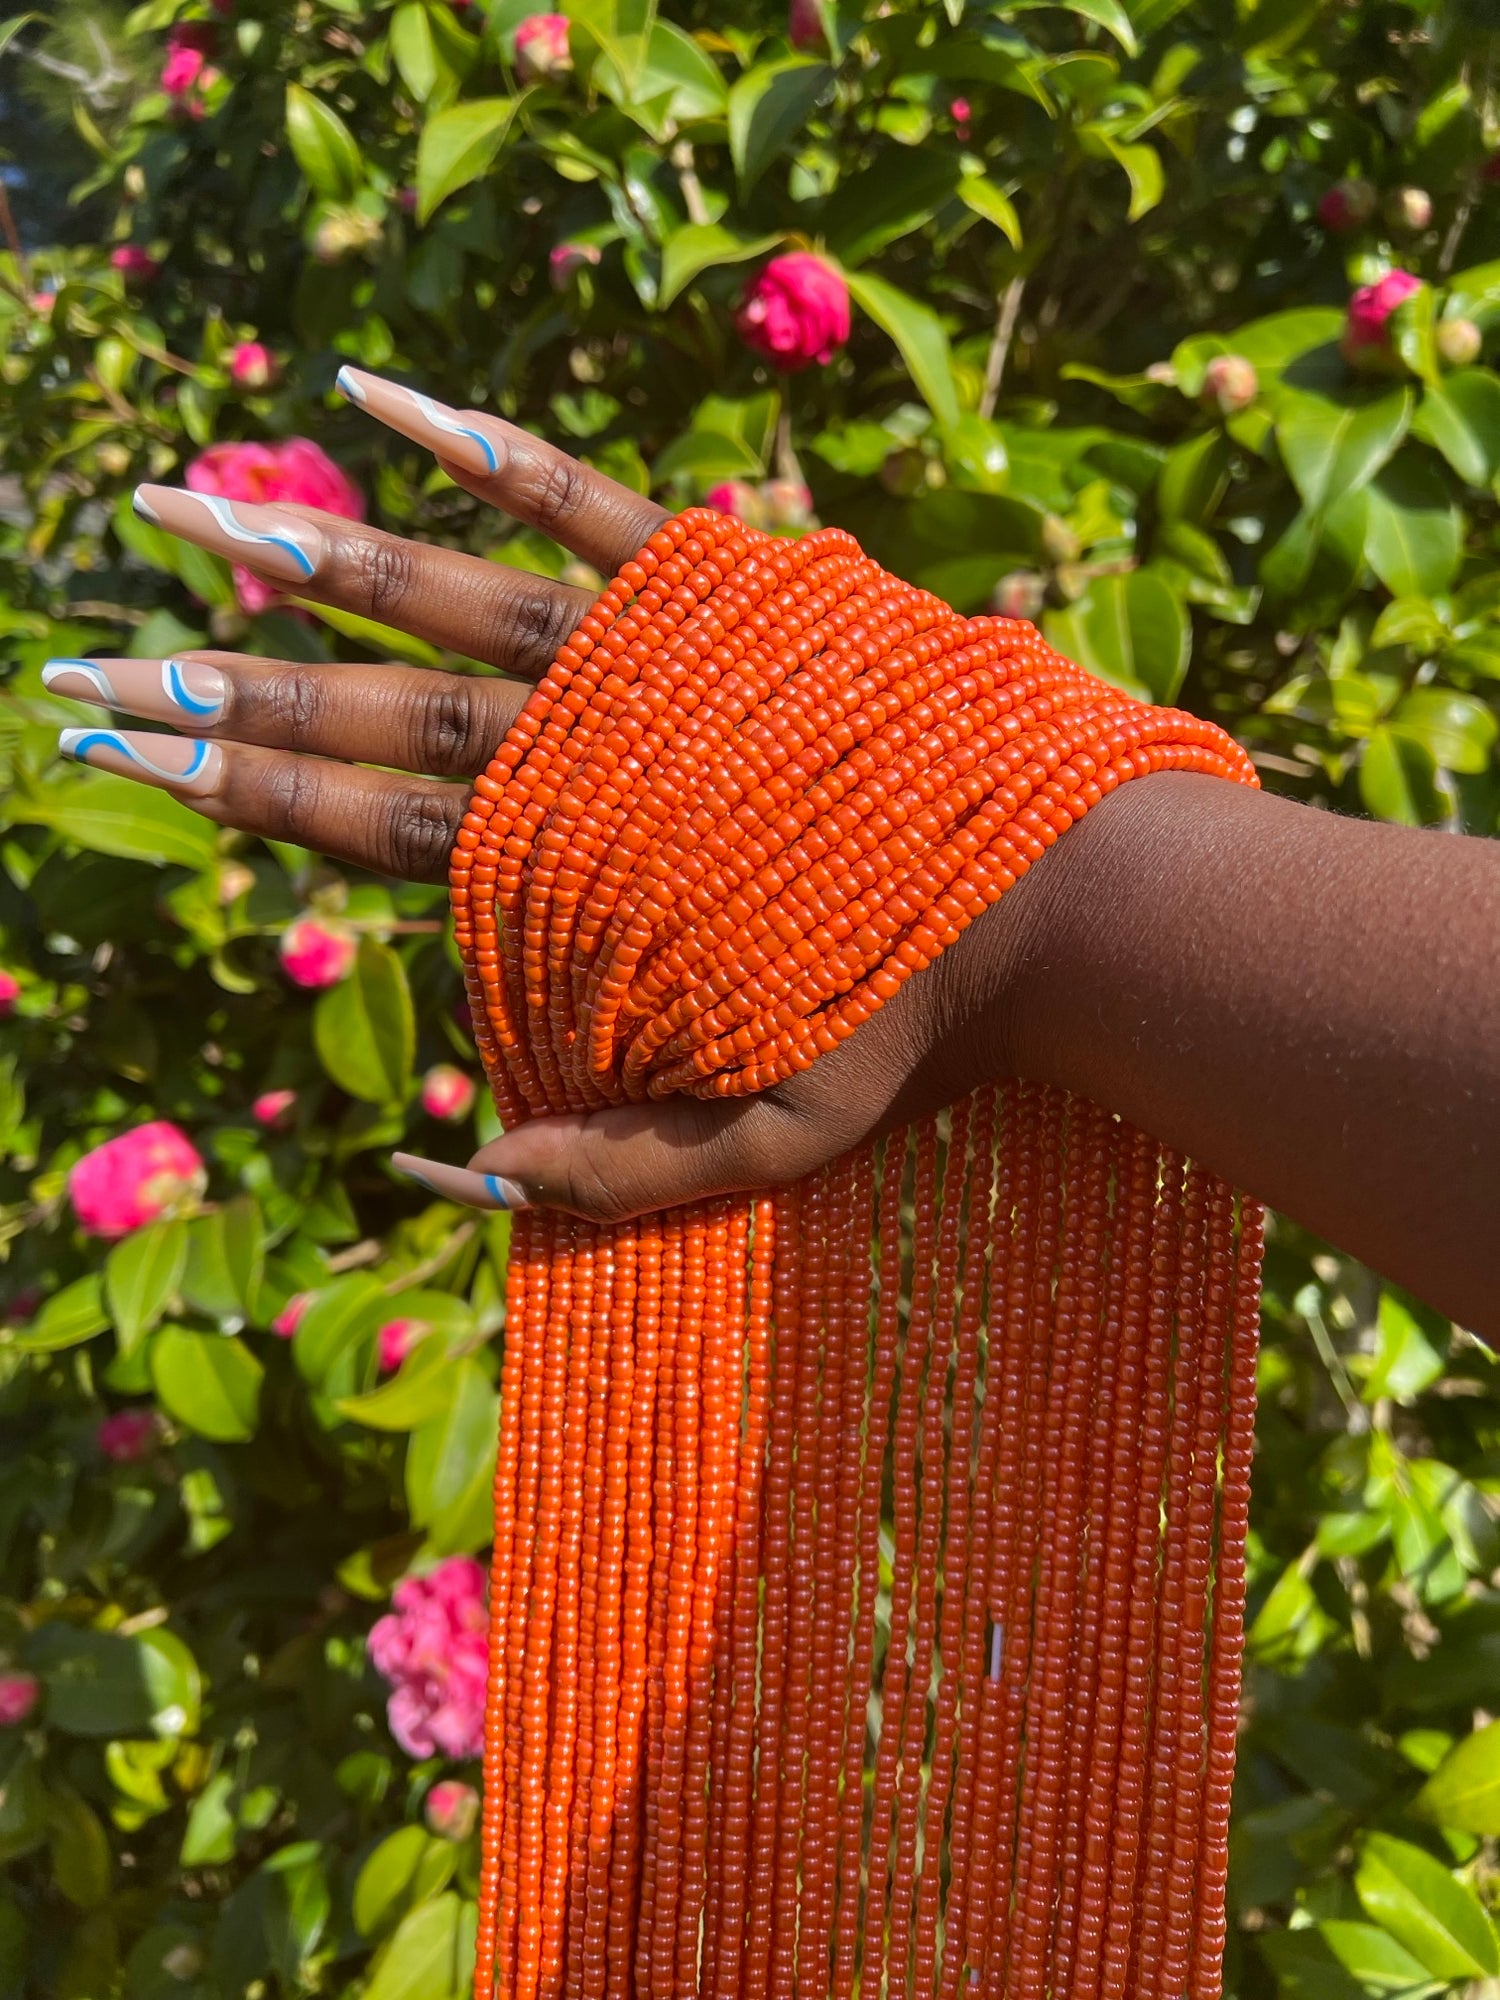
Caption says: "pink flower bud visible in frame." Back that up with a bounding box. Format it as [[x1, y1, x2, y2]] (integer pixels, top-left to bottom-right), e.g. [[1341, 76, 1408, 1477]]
[[69, 1122, 206, 1240], [1385, 186, 1432, 233], [1436, 317, 1482, 368], [272, 1292, 312, 1339], [736, 253, 851, 372], [951, 95, 971, 139], [1341, 269, 1423, 367], [549, 240, 602, 290], [1200, 354, 1258, 415], [515, 13, 571, 81], [279, 916, 356, 989], [252, 1088, 297, 1128], [788, 0, 824, 49], [425, 1778, 480, 1840], [1317, 178, 1376, 232], [760, 479, 814, 532], [29, 292, 54, 315], [0, 1674, 40, 1728], [110, 246, 160, 283], [161, 43, 207, 96], [98, 1408, 160, 1462], [378, 1318, 430, 1374], [0, 970, 18, 1017], [988, 572, 1046, 622], [420, 1065, 477, 1122], [703, 480, 765, 525], [229, 341, 275, 390]]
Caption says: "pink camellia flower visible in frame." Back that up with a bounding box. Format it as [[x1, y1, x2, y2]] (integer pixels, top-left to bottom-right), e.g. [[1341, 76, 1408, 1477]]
[[229, 341, 274, 390], [0, 1674, 40, 1728], [951, 95, 972, 140], [514, 13, 571, 81], [421, 1066, 477, 1122], [1317, 178, 1376, 232], [704, 480, 764, 525], [161, 42, 207, 96], [377, 1318, 430, 1374], [110, 245, 160, 283], [252, 1088, 297, 1128], [1342, 269, 1423, 365], [1200, 354, 1258, 415], [278, 915, 357, 989], [736, 253, 851, 372], [549, 241, 602, 290], [788, 0, 824, 49], [185, 438, 364, 613], [69, 1122, 206, 1240], [425, 1777, 480, 1840], [369, 1557, 488, 1761], [98, 1408, 160, 1463], [272, 1292, 312, 1339], [0, 970, 18, 1016]]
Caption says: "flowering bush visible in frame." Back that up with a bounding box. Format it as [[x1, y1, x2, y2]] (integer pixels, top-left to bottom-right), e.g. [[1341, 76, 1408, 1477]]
[[3, 0, 1500, 1993]]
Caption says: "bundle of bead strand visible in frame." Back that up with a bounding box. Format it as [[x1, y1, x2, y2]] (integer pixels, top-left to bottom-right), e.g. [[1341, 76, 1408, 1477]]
[[449, 507, 1264, 2000]]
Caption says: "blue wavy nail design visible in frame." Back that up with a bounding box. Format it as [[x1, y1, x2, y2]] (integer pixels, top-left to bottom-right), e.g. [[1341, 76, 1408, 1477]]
[[134, 489, 317, 578], [162, 658, 223, 717], [482, 1175, 512, 1205], [338, 367, 501, 473], [43, 658, 118, 703], [59, 728, 212, 784]]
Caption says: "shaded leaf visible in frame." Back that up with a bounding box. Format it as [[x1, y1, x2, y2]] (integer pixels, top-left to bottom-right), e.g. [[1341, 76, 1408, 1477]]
[[658, 224, 781, 309], [845, 271, 960, 429], [314, 940, 415, 1105], [727, 59, 832, 194], [416, 97, 518, 222]]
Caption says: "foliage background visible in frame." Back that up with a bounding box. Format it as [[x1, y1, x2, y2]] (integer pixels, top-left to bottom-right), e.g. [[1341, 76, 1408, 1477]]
[[2, 0, 1500, 1992]]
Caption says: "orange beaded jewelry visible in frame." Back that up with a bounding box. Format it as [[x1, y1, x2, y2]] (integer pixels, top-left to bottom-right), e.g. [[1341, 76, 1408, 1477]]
[[453, 509, 1263, 2000]]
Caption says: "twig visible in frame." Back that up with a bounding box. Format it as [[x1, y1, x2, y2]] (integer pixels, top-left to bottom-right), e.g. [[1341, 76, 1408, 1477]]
[[978, 275, 1025, 419], [670, 139, 710, 227], [384, 1220, 477, 1293], [774, 399, 805, 487], [326, 1239, 383, 1274], [85, 364, 138, 426], [1438, 177, 1477, 278]]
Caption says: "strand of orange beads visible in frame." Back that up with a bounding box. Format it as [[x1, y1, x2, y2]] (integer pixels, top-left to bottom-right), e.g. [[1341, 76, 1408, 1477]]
[[450, 507, 1265, 2000]]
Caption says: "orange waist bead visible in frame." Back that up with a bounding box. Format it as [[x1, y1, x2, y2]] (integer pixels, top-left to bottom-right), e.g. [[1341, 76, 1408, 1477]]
[[453, 510, 1263, 2000]]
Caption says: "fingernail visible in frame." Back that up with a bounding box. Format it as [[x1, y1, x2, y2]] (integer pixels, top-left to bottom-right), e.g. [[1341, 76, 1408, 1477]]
[[133, 484, 325, 586], [59, 726, 224, 798], [390, 1151, 530, 1210], [337, 366, 507, 482], [43, 656, 226, 726]]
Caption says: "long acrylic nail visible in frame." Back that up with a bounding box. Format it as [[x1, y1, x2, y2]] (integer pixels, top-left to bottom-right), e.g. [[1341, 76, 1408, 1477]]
[[43, 656, 227, 726], [134, 484, 325, 585], [59, 726, 224, 797], [337, 366, 508, 482], [390, 1151, 530, 1210]]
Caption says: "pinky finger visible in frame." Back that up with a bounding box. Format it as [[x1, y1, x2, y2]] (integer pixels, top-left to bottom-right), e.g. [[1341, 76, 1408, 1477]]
[[59, 726, 467, 883]]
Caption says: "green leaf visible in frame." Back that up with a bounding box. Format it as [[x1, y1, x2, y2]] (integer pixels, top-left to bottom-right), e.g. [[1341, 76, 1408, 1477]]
[[105, 1221, 186, 1359], [1093, 131, 1164, 220], [291, 598, 444, 668], [942, 414, 1010, 494], [363, 1891, 470, 2000], [406, 1358, 499, 1551], [46, 1784, 113, 1909], [1364, 455, 1462, 598], [353, 1825, 456, 1938], [29, 1624, 200, 1739], [845, 271, 960, 430], [1007, 0, 1137, 53], [1390, 687, 1497, 774], [1356, 1833, 1499, 1981], [7, 772, 216, 871], [293, 1275, 387, 1393], [313, 939, 415, 1104], [821, 151, 964, 266], [1416, 1719, 1500, 1835], [181, 1198, 264, 1321], [727, 59, 833, 194], [651, 428, 764, 485], [1411, 369, 1500, 487], [285, 84, 364, 201], [1043, 569, 1190, 703], [150, 1327, 263, 1442], [1360, 728, 1445, 826], [1318, 1920, 1442, 1995], [957, 175, 1022, 248], [1362, 1292, 1446, 1403], [334, 1337, 453, 1432], [1276, 387, 1412, 515], [13, 1276, 107, 1353], [658, 224, 781, 309], [1157, 430, 1232, 524], [390, 3, 440, 103], [415, 97, 518, 223]]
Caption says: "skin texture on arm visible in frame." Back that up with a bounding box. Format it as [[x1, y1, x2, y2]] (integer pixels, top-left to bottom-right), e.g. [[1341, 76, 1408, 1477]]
[[45, 373, 1499, 1340]]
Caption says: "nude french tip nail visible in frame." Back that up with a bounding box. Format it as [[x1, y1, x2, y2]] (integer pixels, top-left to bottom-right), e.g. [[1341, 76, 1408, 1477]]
[[43, 656, 226, 725], [132, 483, 325, 586], [58, 725, 223, 798], [390, 1152, 530, 1211], [336, 367, 505, 480]]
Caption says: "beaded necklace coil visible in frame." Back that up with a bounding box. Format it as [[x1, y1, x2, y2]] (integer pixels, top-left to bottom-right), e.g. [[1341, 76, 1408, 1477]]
[[450, 508, 1264, 2000]]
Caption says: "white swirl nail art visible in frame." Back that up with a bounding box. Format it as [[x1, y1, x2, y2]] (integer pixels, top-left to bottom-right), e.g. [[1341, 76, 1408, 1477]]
[[162, 658, 223, 718], [43, 658, 118, 703], [337, 367, 502, 475], [133, 488, 320, 581], [59, 727, 217, 789]]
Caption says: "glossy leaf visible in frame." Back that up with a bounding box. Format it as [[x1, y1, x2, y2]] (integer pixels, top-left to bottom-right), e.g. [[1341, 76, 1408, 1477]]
[[1276, 388, 1412, 516], [415, 97, 518, 222], [285, 85, 364, 201], [658, 224, 781, 309], [314, 939, 415, 1105], [8, 773, 217, 871], [727, 60, 833, 193], [1355, 1833, 1499, 1981], [363, 1890, 469, 2000], [13, 1276, 107, 1353], [1416, 1719, 1500, 1835], [105, 1221, 186, 1359], [1364, 455, 1462, 598], [150, 1327, 263, 1442], [845, 271, 960, 430], [1044, 569, 1189, 703], [1411, 368, 1500, 486]]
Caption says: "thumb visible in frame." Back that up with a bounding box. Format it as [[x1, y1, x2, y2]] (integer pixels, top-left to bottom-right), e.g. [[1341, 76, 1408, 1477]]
[[390, 1092, 833, 1224]]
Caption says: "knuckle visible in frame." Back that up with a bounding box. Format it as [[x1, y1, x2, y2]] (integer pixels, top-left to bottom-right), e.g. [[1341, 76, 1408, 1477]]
[[258, 755, 326, 847], [387, 788, 459, 883], [355, 536, 418, 625], [412, 678, 480, 774], [493, 587, 578, 675], [559, 1143, 633, 1224], [258, 665, 327, 742], [527, 453, 591, 534]]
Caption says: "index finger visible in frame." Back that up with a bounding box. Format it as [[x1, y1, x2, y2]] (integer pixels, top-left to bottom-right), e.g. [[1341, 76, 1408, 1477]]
[[337, 367, 670, 575]]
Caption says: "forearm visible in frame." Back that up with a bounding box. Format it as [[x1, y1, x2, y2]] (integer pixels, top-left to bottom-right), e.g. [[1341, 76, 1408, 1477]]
[[1008, 773, 1500, 1338]]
